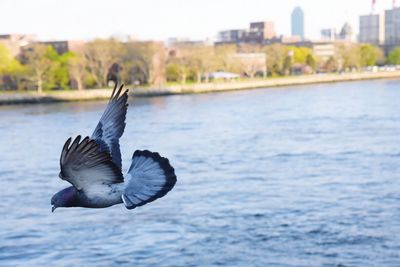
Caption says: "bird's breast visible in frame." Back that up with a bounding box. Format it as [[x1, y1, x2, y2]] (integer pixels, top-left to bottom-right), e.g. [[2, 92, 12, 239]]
[[80, 183, 125, 208]]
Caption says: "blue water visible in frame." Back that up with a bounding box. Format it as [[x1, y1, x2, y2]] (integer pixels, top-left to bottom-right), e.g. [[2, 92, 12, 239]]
[[1, 79, 400, 266]]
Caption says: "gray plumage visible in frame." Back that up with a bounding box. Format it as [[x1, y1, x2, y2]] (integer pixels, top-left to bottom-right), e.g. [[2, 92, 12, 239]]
[[51, 84, 177, 212]]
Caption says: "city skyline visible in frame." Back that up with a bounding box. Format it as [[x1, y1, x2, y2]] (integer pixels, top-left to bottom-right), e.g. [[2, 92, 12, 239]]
[[0, 0, 398, 41]]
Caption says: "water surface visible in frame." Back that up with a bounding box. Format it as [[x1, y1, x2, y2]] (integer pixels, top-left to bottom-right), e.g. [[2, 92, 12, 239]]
[[1, 80, 400, 266]]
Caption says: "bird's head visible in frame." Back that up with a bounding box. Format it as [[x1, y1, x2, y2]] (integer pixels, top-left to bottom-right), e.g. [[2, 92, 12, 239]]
[[51, 186, 78, 212]]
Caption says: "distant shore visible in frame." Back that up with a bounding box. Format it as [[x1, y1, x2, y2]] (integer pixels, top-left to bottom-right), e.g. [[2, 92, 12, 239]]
[[1, 71, 400, 105]]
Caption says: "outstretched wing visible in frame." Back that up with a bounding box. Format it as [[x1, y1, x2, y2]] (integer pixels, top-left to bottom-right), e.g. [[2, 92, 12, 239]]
[[92, 83, 129, 169], [59, 136, 123, 191]]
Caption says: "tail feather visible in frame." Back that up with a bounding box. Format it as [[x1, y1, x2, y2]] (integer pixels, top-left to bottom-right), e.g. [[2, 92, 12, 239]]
[[122, 150, 177, 210]]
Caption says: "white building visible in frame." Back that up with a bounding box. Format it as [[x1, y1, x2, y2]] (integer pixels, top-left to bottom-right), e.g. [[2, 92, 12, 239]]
[[359, 14, 385, 45], [311, 41, 336, 61], [320, 28, 337, 41]]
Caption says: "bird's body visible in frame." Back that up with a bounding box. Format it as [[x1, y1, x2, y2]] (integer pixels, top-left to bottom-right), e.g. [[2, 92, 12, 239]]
[[51, 84, 177, 212], [56, 184, 123, 209]]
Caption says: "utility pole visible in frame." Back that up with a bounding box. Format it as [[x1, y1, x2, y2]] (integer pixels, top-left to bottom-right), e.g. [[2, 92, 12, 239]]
[[371, 0, 376, 14]]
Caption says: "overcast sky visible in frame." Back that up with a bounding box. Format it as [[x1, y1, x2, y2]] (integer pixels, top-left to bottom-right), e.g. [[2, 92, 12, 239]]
[[0, 0, 396, 41]]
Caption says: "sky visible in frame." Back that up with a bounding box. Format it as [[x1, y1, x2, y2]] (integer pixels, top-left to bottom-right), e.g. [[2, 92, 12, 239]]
[[0, 0, 397, 42]]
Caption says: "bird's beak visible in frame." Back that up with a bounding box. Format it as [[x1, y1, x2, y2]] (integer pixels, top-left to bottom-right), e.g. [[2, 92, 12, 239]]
[[52, 205, 57, 213]]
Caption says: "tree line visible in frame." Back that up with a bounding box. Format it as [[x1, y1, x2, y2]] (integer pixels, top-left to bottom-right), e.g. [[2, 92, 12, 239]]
[[1, 38, 400, 92]]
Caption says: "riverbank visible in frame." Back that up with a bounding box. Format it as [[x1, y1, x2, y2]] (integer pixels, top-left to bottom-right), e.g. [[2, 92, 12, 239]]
[[131, 71, 400, 97], [1, 71, 400, 105]]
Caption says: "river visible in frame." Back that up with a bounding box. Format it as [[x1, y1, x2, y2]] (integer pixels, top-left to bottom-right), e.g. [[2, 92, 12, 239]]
[[1, 79, 400, 266]]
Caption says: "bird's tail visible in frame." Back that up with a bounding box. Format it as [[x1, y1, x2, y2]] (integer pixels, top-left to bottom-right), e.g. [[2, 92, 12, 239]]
[[122, 150, 177, 210]]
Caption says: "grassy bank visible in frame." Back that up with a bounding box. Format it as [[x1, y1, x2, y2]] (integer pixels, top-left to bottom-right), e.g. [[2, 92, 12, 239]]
[[1, 71, 400, 105]]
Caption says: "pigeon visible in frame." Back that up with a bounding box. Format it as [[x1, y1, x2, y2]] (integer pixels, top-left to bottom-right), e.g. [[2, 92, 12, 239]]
[[51, 84, 177, 212]]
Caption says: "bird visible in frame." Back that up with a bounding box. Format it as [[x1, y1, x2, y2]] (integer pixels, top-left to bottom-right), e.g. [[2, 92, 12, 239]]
[[51, 84, 177, 212]]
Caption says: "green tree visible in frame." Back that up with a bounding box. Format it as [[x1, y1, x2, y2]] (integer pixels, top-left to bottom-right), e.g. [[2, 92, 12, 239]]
[[306, 54, 317, 72], [388, 47, 400, 65], [264, 44, 289, 76], [0, 44, 26, 90], [48, 50, 74, 90], [0, 44, 13, 73], [166, 63, 180, 82], [359, 44, 383, 67], [24, 44, 54, 92], [289, 46, 313, 64]]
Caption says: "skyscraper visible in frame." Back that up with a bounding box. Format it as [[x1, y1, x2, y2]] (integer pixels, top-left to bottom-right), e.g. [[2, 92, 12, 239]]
[[359, 14, 385, 45], [385, 7, 400, 52], [291, 7, 305, 40]]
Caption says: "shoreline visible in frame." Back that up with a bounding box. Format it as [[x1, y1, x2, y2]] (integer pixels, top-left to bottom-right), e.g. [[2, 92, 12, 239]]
[[1, 71, 400, 105]]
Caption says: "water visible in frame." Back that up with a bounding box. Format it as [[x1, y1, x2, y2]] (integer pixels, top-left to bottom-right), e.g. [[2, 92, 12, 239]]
[[1, 79, 400, 267]]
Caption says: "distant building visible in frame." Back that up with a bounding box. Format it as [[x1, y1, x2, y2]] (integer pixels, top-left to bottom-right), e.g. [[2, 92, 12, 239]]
[[311, 41, 336, 61], [385, 7, 400, 52], [167, 38, 206, 47], [262, 35, 302, 46], [217, 29, 246, 44], [291, 7, 305, 40], [216, 20, 277, 45], [359, 14, 385, 45], [246, 21, 276, 44], [0, 34, 35, 56], [40, 40, 85, 54], [320, 28, 337, 41], [338, 22, 355, 42]]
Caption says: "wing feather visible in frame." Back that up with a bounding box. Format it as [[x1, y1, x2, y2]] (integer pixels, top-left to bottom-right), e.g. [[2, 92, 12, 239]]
[[91, 83, 129, 169], [59, 136, 123, 191]]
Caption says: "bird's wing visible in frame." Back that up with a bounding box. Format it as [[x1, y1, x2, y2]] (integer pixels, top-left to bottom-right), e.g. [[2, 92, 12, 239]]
[[59, 136, 123, 191], [91, 83, 129, 169]]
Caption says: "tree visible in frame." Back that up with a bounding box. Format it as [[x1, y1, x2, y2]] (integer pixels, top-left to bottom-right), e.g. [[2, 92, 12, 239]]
[[388, 47, 400, 65], [283, 55, 293, 75], [47, 49, 74, 90], [324, 56, 338, 72], [166, 63, 180, 82], [214, 44, 237, 72], [0, 44, 14, 73], [120, 41, 166, 86], [181, 44, 218, 83], [166, 46, 194, 84], [0, 44, 26, 90], [24, 44, 54, 93], [232, 53, 266, 78], [289, 46, 313, 64], [359, 44, 383, 67], [336, 43, 361, 70], [84, 39, 123, 87], [306, 54, 317, 72], [264, 44, 290, 76], [68, 52, 87, 90]]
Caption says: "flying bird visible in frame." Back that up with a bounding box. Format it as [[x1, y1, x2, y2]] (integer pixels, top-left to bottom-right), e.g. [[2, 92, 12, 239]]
[[51, 84, 177, 212]]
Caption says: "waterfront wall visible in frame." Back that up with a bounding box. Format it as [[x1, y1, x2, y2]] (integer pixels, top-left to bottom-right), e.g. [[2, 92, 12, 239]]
[[1, 71, 400, 105], [131, 71, 400, 97], [0, 89, 113, 105]]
